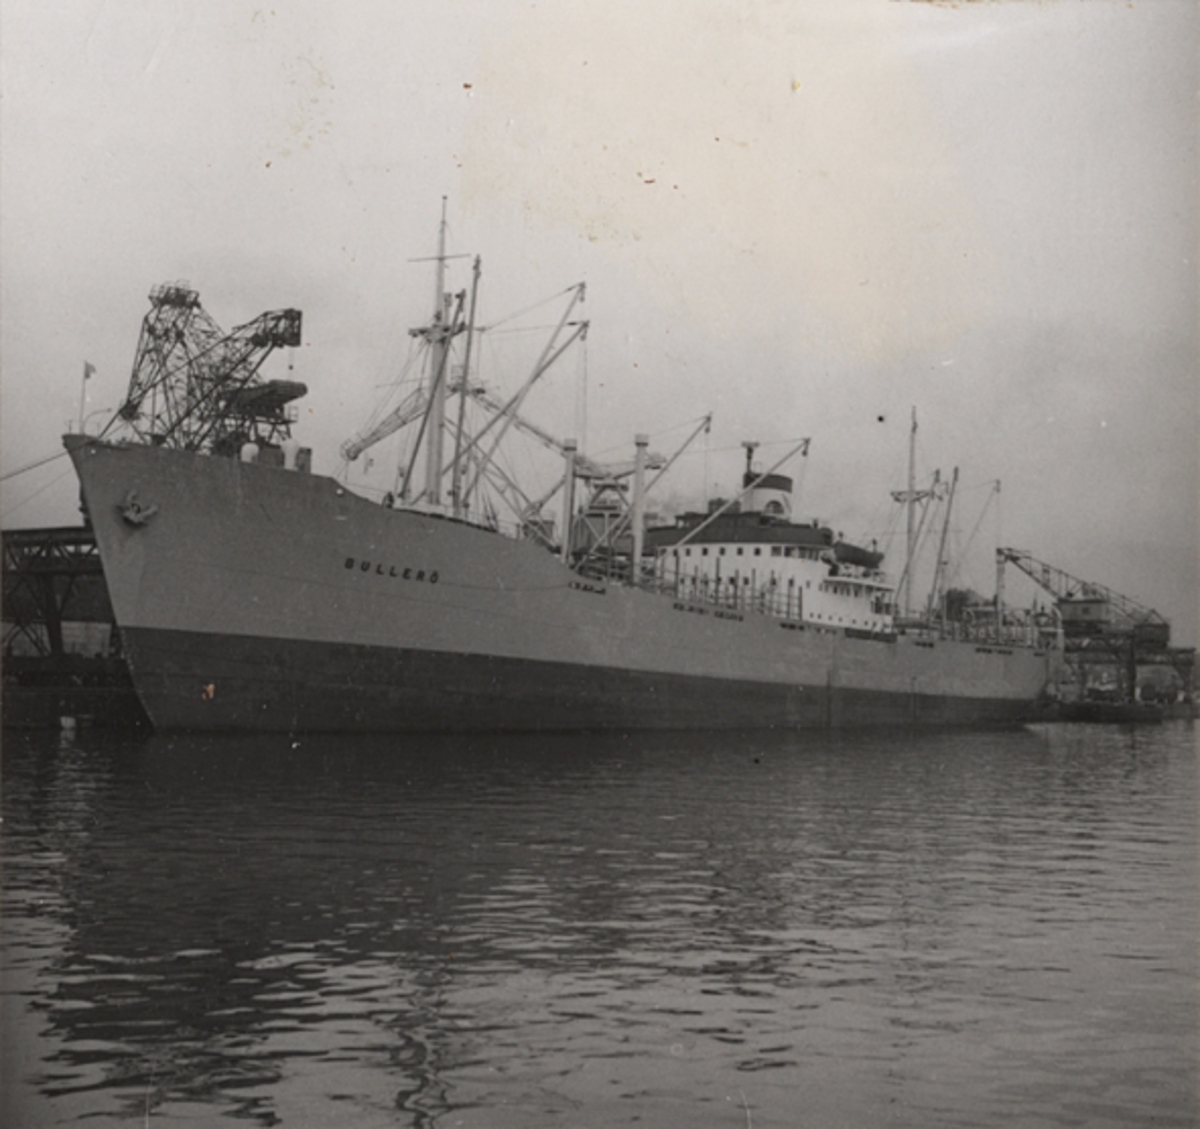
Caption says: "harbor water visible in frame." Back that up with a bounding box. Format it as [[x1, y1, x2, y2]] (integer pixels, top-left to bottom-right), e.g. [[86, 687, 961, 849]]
[[2, 722, 1196, 1128]]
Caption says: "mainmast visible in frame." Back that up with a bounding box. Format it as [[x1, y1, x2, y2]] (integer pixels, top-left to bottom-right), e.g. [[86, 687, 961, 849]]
[[889, 407, 940, 620], [926, 465, 959, 622], [423, 199, 451, 507], [905, 407, 917, 617], [450, 255, 482, 518]]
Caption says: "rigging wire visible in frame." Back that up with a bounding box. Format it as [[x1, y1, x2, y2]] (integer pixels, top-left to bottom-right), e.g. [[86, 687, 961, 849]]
[[584, 413, 714, 462], [347, 336, 426, 456], [958, 481, 1001, 584], [1, 465, 76, 520], [1, 448, 69, 482], [485, 323, 586, 337], [479, 284, 580, 334]]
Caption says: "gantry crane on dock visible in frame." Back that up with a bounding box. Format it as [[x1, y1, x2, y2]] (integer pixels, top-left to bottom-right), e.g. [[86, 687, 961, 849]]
[[114, 283, 304, 455], [996, 548, 1192, 700], [996, 548, 1170, 647]]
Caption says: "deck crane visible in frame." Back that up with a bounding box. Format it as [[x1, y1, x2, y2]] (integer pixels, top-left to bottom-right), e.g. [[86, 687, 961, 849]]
[[995, 549, 1170, 648], [114, 283, 303, 454], [341, 381, 653, 485]]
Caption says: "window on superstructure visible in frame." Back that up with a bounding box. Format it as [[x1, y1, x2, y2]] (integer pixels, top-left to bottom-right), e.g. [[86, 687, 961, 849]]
[[736, 548, 743, 556], [754, 548, 761, 556]]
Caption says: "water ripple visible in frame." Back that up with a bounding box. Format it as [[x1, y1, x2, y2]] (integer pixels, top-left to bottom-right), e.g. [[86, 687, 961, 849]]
[[1, 724, 1196, 1127]]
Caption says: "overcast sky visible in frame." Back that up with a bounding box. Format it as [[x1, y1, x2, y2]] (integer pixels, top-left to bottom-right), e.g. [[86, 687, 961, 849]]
[[2, 0, 1196, 643]]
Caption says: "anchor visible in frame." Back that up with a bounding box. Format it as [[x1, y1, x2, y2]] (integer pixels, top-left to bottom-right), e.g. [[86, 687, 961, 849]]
[[118, 489, 158, 526]]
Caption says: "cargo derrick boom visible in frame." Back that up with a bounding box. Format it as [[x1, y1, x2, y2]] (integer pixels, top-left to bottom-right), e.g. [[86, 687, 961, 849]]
[[117, 283, 303, 454]]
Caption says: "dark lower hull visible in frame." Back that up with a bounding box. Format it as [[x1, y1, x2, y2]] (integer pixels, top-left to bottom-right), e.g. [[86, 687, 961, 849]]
[[124, 626, 1043, 733]]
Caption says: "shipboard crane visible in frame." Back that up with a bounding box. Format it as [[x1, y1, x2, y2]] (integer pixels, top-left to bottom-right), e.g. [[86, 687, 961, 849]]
[[344, 381, 620, 484], [340, 265, 593, 523], [114, 283, 303, 454]]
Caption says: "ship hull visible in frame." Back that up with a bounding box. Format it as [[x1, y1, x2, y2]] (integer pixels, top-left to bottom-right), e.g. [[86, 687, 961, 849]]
[[67, 437, 1058, 733]]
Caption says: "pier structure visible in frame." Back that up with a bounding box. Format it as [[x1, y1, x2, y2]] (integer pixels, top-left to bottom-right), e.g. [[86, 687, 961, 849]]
[[2, 525, 147, 728]]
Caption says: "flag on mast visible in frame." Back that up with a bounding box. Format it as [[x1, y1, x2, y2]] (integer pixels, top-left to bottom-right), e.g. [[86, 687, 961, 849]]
[[83, 361, 96, 380]]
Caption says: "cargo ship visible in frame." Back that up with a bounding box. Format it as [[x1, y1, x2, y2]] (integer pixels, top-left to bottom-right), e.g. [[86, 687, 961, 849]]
[[64, 224, 1061, 733]]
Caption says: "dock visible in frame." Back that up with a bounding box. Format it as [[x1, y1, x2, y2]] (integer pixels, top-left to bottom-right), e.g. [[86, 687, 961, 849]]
[[2, 525, 148, 729]]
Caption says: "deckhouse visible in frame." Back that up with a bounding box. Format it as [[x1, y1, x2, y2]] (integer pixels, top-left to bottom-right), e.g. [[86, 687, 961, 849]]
[[645, 463, 896, 635]]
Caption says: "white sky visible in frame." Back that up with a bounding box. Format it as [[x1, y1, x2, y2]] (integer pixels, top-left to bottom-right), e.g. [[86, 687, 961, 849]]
[[2, 0, 1196, 643]]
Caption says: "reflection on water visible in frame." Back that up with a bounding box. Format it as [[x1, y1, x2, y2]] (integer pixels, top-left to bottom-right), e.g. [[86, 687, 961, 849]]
[[2, 724, 1196, 1127]]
